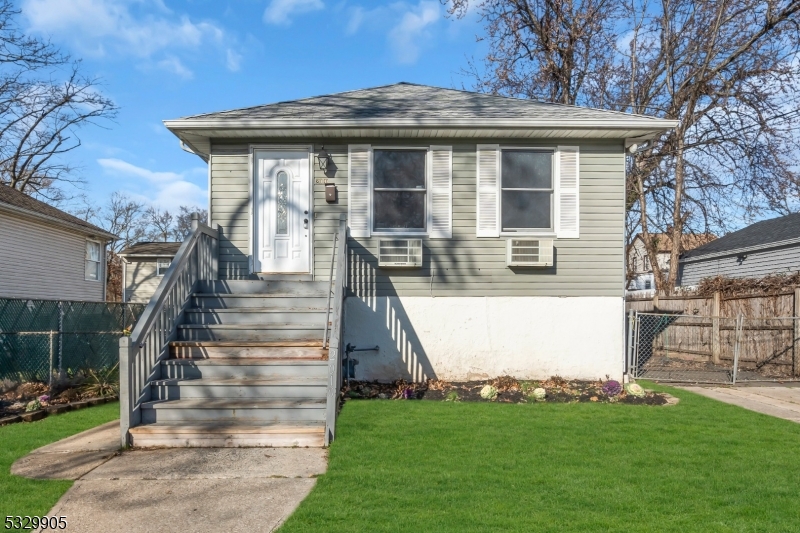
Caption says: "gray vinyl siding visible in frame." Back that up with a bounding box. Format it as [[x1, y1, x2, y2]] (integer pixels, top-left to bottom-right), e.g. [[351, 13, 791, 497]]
[[124, 260, 163, 303], [209, 138, 626, 297], [0, 210, 105, 301], [679, 244, 800, 286]]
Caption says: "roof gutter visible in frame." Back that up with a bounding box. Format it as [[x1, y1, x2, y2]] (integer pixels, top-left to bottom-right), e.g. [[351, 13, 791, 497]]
[[164, 117, 679, 130], [680, 236, 800, 263], [0, 202, 117, 241]]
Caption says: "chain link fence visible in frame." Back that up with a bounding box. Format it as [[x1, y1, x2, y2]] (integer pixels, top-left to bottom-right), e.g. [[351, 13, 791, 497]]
[[0, 299, 145, 383], [628, 312, 800, 384]]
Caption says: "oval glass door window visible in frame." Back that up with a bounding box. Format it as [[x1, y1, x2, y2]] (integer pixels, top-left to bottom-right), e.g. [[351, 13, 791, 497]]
[[276, 171, 288, 235]]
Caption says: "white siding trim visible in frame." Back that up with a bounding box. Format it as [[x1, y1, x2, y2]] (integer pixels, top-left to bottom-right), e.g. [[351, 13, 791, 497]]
[[556, 145, 580, 239], [348, 144, 372, 238], [476, 144, 500, 237], [428, 145, 453, 239]]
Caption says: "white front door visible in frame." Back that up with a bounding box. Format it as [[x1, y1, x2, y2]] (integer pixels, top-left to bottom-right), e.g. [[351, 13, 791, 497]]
[[254, 150, 311, 273]]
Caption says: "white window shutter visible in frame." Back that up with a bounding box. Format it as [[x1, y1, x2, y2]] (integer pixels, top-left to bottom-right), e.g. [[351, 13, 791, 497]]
[[556, 145, 580, 239], [476, 144, 500, 237], [348, 144, 372, 238], [428, 146, 452, 239]]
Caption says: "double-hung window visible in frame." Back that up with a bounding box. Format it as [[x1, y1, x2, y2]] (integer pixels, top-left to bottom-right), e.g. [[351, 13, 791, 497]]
[[372, 149, 427, 233], [500, 149, 554, 233], [85, 241, 101, 281], [477, 145, 579, 239], [348, 144, 452, 239], [157, 259, 171, 276]]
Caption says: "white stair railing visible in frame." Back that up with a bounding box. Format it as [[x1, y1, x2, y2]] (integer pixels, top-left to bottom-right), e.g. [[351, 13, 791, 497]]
[[119, 214, 219, 446], [325, 215, 347, 446]]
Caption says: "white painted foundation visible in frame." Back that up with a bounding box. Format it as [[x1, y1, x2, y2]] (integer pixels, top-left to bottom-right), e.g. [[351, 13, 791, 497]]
[[343, 296, 624, 382]]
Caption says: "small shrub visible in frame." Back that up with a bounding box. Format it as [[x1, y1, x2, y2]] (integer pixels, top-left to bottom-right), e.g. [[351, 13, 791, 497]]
[[625, 383, 646, 398], [1, 378, 19, 394], [531, 388, 546, 401], [402, 387, 415, 400], [445, 391, 460, 402], [81, 363, 120, 398], [602, 380, 622, 397], [480, 385, 498, 400], [25, 399, 41, 412]]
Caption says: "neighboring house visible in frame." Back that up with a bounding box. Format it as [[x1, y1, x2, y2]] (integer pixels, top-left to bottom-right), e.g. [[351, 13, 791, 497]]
[[119, 242, 181, 303], [165, 82, 676, 382], [679, 213, 800, 286], [0, 185, 115, 301], [628, 233, 716, 293]]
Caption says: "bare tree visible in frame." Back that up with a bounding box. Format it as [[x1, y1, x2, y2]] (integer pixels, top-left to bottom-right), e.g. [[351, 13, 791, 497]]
[[173, 206, 208, 240], [448, 0, 800, 294], [446, 0, 620, 104], [99, 192, 147, 254], [146, 207, 174, 242], [0, 1, 118, 203]]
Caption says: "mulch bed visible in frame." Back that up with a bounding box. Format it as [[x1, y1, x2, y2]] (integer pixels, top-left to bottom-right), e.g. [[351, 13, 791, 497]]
[[0, 380, 114, 419], [341, 376, 669, 405]]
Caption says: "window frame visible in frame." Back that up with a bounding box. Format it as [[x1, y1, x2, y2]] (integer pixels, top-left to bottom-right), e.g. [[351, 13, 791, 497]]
[[370, 146, 430, 236], [84, 239, 102, 282], [156, 259, 172, 277], [498, 146, 557, 237]]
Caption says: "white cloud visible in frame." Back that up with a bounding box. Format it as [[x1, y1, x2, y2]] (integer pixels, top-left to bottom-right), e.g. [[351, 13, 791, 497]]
[[21, 0, 240, 75], [346, 6, 365, 35], [157, 56, 193, 79], [226, 49, 242, 72], [98, 158, 207, 211], [387, 1, 440, 65], [264, 0, 324, 25]]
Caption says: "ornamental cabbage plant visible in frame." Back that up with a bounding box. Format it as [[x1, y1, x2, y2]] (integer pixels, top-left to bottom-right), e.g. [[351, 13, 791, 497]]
[[601, 380, 622, 397], [625, 383, 646, 398], [480, 385, 498, 400], [531, 388, 546, 401]]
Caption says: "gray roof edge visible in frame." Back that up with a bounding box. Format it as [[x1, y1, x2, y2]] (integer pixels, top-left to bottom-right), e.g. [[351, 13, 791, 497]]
[[679, 236, 800, 263], [0, 201, 116, 240], [164, 117, 678, 130]]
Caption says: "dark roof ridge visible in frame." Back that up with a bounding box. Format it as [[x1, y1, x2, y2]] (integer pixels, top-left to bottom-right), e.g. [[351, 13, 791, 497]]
[[173, 82, 667, 123]]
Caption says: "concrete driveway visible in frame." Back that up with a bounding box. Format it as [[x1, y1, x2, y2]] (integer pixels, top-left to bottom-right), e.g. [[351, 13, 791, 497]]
[[680, 385, 800, 423], [12, 421, 327, 533]]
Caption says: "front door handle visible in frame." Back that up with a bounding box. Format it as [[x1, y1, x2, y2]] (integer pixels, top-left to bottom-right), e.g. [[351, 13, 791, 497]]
[[304, 218, 309, 229]]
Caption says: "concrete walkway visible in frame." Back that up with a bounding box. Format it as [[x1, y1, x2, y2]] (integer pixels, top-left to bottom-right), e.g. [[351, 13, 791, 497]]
[[680, 385, 800, 423], [12, 421, 327, 532]]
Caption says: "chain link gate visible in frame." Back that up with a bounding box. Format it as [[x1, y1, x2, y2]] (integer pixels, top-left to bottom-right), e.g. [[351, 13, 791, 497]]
[[0, 298, 145, 384], [628, 312, 800, 384]]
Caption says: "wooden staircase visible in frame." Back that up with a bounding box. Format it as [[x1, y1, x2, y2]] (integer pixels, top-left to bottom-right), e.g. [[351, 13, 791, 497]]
[[128, 280, 330, 448]]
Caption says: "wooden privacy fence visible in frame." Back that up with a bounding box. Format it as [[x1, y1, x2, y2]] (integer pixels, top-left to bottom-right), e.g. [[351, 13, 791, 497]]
[[627, 289, 800, 377]]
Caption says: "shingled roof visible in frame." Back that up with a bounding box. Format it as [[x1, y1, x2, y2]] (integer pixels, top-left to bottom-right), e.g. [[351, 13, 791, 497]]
[[681, 213, 800, 261], [0, 185, 114, 238], [119, 242, 182, 256], [164, 83, 678, 158], [176, 82, 671, 125]]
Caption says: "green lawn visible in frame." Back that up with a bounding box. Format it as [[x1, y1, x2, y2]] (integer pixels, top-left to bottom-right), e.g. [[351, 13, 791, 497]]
[[0, 402, 119, 516], [279, 384, 800, 533]]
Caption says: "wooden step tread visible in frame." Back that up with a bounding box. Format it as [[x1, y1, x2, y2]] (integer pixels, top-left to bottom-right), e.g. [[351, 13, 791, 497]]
[[185, 307, 328, 313], [163, 358, 327, 365], [178, 323, 324, 330], [130, 422, 324, 435], [170, 340, 324, 347], [151, 377, 326, 386], [142, 399, 326, 409], [193, 292, 327, 298]]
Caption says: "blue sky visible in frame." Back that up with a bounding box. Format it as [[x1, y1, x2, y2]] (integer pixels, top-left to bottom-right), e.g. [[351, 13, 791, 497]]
[[19, 0, 484, 212]]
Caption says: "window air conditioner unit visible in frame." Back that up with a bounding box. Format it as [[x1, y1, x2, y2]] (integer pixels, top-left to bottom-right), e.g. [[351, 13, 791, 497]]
[[506, 239, 554, 267], [378, 239, 423, 268]]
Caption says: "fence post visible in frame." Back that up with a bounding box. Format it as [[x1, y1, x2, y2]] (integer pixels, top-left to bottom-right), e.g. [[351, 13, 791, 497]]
[[712, 291, 722, 365], [57, 301, 64, 376], [626, 310, 635, 376], [794, 287, 800, 377], [119, 336, 131, 448], [48, 331, 55, 392]]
